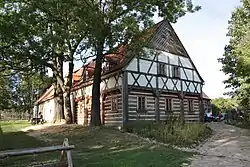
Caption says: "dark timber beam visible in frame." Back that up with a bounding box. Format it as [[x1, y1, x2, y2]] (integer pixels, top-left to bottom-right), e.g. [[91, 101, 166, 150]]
[[179, 80, 185, 124], [122, 71, 129, 126], [199, 86, 205, 122], [155, 54, 160, 122], [155, 90, 160, 122]]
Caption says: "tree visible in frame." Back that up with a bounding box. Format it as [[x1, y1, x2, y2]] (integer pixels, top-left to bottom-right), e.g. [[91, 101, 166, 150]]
[[1, 0, 201, 125], [0, 71, 12, 110], [211, 98, 237, 116], [75, 0, 201, 126], [219, 0, 250, 108], [0, 0, 88, 123]]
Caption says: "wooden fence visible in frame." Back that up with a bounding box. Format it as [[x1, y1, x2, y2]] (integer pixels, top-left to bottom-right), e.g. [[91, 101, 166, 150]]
[[0, 111, 30, 121], [0, 138, 75, 167]]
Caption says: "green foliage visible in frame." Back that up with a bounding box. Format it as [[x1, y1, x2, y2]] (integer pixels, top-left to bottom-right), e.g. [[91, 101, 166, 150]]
[[1, 0, 201, 125], [0, 70, 52, 113], [0, 71, 12, 110], [219, 0, 250, 108], [211, 97, 238, 115], [125, 120, 212, 147]]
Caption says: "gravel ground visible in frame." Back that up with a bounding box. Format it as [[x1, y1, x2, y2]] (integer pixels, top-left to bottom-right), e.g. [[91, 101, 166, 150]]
[[188, 122, 250, 167]]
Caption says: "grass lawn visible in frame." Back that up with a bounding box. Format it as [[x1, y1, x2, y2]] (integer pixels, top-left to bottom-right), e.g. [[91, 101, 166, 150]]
[[0, 121, 193, 167]]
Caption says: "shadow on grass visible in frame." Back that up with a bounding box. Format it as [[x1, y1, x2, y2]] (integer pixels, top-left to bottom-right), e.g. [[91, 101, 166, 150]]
[[0, 131, 60, 167], [1, 124, 192, 167]]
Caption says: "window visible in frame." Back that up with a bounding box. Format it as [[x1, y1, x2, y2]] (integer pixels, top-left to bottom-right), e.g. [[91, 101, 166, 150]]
[[111, 97, 118, 111], [137, 96, 146, 113], [188, 100, 194, 112], [158, 63, 167, 76], [165, 98, 172, 112], [172, 66, 180, 78]]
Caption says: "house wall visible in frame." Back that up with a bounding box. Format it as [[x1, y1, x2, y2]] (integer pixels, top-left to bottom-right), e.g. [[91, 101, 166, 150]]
[[123, 49, 203, 123], [128, 91, 156, 121], [125, 50, 202, 94], [103, 93, 123, 126], [72, 73, 122, 125], [37, 98, 55, 122], [127, 90, 201, 122]]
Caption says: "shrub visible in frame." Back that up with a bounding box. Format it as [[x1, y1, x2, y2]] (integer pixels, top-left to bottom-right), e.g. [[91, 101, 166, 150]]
[[124, 119, 212, 147]]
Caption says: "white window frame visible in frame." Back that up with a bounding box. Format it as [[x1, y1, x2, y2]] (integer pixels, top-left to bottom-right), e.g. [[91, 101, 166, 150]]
[[137, 96, 147, 113], [111, 96, 118, 112], [165, 98, 173, 112], [172, 66, 180, 78], [188, 99, 194, 112]]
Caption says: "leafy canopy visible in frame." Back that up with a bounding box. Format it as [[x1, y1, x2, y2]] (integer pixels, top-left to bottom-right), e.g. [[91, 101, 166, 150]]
[[219, 0, 250, 108]]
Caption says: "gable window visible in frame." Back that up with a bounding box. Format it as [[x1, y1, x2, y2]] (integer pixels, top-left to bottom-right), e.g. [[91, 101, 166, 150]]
[[188, 100, 194, 112], [158, 63, 167, 76], [137, 96, 146, 113], [172, 66, 180, 78], [165, 98, 172, 112], [111, 97, 118, 111]]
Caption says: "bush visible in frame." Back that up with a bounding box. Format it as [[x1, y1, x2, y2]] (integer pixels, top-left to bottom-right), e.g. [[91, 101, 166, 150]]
[[124, 119, 212, 147]]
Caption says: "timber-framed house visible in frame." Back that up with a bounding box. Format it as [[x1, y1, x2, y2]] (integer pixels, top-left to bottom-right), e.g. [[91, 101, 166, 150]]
[[70, 19, 205, 126]]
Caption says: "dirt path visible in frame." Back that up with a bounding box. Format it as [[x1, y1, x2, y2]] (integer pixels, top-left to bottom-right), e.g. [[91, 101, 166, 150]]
[[21, 122, 65, 141], [189, 122, 250, 167]]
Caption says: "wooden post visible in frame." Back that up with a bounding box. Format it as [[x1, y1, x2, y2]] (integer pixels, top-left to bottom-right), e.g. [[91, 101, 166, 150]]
[[63, 138, 73, 167], [122, 71, 128, 126], [155, 92, 160, 122], [70, 93, 75, 123], [180, 81, 185, 124], [155, 54, 160, 122], [199, 93, 205, 123]]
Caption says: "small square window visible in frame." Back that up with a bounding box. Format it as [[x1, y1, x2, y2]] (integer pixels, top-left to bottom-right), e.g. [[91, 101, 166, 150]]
[[111, 97, 118, 111], [188, 100, 194, 112], [166, 98, 172, 112], [172, 66, 180, 78], [137, 96, 146, 113], [159, 63, 167, 76]]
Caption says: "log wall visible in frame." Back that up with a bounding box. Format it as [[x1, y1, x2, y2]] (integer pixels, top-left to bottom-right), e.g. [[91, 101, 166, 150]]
[[128, 91, 156, 121], [103, 93, 123, 126], [127, 90, 201, 122]]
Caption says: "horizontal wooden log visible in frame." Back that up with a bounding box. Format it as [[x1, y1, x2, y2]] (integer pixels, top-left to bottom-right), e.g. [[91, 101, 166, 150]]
[[104, 113, 122, 117], [129, 118, 156, 121], [105, 118, 123, 122], [104, 110, 122, 113], [128, 103, 137, 108], [129, 115, 156, 119], [184, 115, 199, 118], [0, 145, 75, 158], [130, 91, 154, 96], [129, 112, 155, 116], [104, 120, 123, 125]]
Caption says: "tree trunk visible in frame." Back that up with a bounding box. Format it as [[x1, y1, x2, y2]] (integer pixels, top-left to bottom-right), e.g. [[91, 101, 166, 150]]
[[53, 82, 63, 123], [64, 86, 73, 124], [63, 60, 74, 124], [90, 53, 102, 126], [52, 56, 64, 123]]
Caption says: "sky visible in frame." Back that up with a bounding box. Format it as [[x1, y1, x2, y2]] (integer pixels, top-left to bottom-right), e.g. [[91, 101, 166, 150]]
[[63, 0, 241, 99], [169, 0, 241, 99]]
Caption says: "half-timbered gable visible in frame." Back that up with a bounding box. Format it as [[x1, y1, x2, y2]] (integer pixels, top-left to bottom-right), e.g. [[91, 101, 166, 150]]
[[122, 20, 204, 122]]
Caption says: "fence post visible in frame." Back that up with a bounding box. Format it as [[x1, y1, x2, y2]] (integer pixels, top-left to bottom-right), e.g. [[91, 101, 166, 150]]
[[63, 138, 73, 167]]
